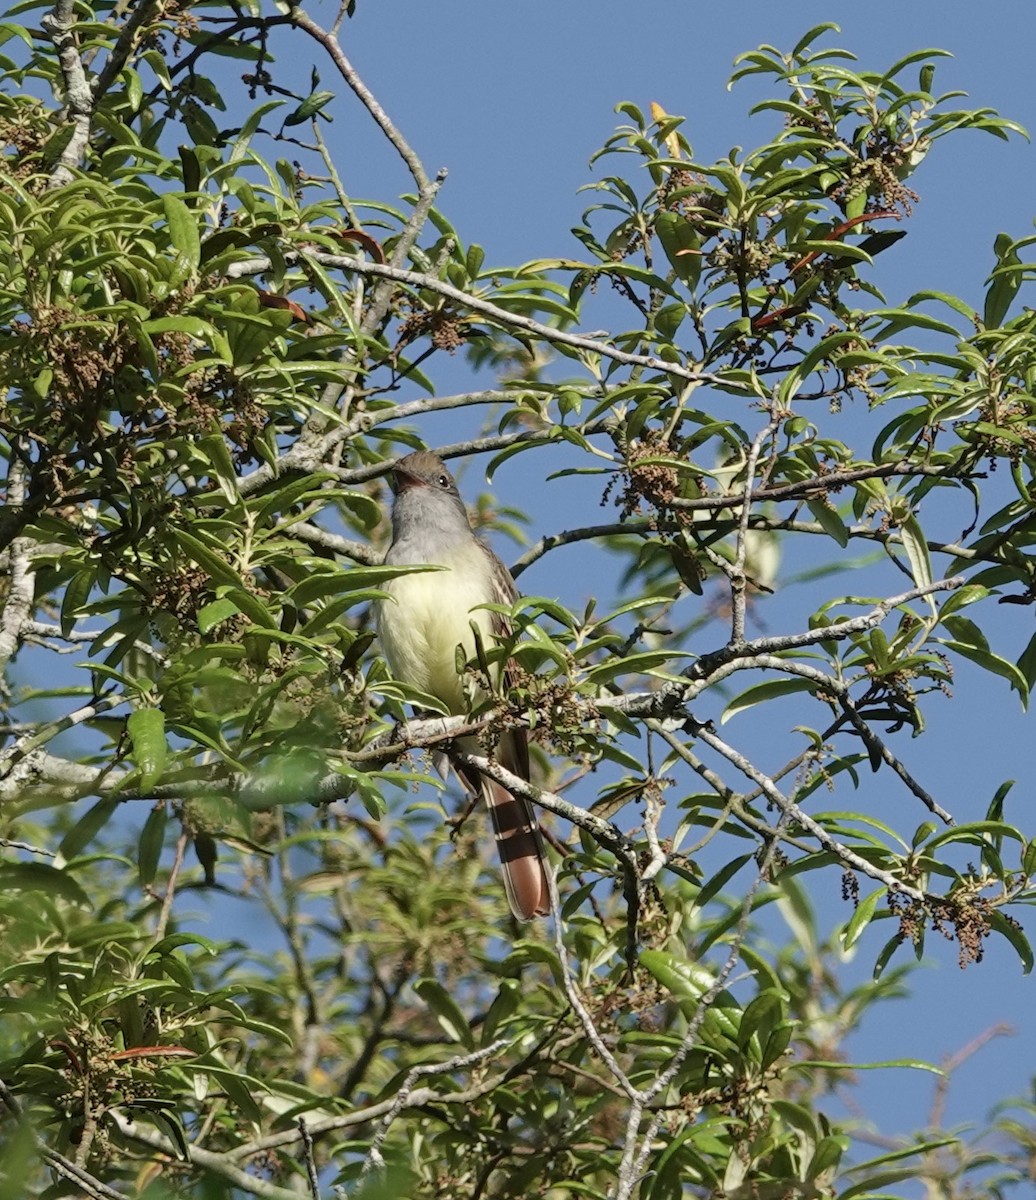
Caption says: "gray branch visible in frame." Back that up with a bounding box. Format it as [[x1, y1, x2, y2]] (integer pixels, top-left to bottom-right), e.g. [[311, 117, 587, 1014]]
[[41, 1, 94, 187], [225, 250, 734, 386]]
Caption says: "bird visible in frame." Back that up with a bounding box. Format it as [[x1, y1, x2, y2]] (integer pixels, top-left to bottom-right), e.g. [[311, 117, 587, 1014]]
[[375, 450, 550, 921]]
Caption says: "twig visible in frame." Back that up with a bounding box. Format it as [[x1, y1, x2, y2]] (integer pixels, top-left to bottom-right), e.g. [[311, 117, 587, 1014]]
[[302, 166, 446, 443], [292, 522, 378, 564], [929, 1022, 1014, 1129], [22, 620, 170, 666], [455, 751, 638, 873], [682, 576, 964, 679], [298, 1117, 321, 1200], [358, 1041, 509, 1180], [337, 419, 615, 484], [835, 692, 954, 823], [153, 827, 187, 942], [0, 749, 102, 798], [0, 836, 56, 856], [290, 9, 430, 192], [679, 653, 954, 824], [227, 1073, 506, 1165], [652, 459, 953, 512], [689, 720, 926, 901], [340, 388, 541, 440], [547, 868, 639, 1101]]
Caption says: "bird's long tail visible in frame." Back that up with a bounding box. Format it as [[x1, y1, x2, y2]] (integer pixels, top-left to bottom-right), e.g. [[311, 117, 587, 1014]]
[[460, 731, 549, 921]]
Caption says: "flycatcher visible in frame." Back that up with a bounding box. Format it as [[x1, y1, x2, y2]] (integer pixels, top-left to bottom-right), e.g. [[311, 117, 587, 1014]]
[[376, 450, 550, 921]]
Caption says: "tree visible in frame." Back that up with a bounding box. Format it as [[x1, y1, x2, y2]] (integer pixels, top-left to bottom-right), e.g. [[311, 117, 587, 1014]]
[[0, 4, 1033, 1197]]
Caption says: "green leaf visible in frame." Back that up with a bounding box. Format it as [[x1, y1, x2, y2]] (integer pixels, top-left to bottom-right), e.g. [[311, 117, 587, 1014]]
[[137, 804, 167, 890], [897, 514, 932, 591], [793, 1057, 942, 1074], [841, 887, 887, 951], [693, 853, 755, 909], [873, 932, 905, 979], [983, 232, 1022, 328], [171, 530, 278, 629], [638, 949, 742, 1045], [806, 498, 849, 547], [144, 1108, 191, 1160], [922, 820, 1023, 852], [738, 990, 785, 1054], [987, 911, 1033, 973], [938, 638, 1029, 702], [250, 472, 338, 522], [197, 434, 241, 505], [414, 978, 475, 1049], [481, 979, 520, 1045], [283, 89, 335, 127], [197, 598, 240, 635], [583, 650, 690, 685], [60, 569, 94, 638], [127, 708, 168, 793], [655, 211, 701, 286], [57, 798, 120, 865], [722, 678, 814, 723], [807, 1134, 846, 1179], [0, 862, 89, 906], [161, 193, 201, 284]]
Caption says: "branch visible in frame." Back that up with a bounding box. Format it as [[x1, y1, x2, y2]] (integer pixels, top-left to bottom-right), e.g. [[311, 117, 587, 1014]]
[[684, 575, 965, 684], [109, 1109, 303, 1200], [91, 0, 164, 99], [236, 407, 611, 497], [340, 388, 540, 440], [359, 1041, 509, 1179], [678, 653, 955, 824], [2, 749, 103, 792], [292, 521, 378, 564], [22, 620, 170, 666], [929, 1022, 1014, 1129], [834, 691, 954, 823], [730, 416, 780, 644], [662, 459, 956, 511], [0, 694, 127, 780], [548, 868, 638, 1103], [228, 1073, 509, 1160], [302, 154, 445, 442], [225, 250, 732, 386], [453, 750, 638, 868], [0, 1080, 124, 1200], [511, 518, 658, 578], [41, 0, 94, 188], [689, 721, 927, 901], [290, 8, 430, 192], [0, 458, 36, 673], [617, 822, 788, 1200], [756, 514, 986, 566]]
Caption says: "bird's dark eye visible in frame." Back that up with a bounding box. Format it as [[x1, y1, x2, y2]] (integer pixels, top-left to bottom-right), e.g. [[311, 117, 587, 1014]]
[[437, 474, 450, 488]]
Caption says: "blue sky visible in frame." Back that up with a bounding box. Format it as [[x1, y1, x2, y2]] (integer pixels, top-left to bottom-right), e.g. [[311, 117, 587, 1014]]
[[313, 0, 1036, 1163]]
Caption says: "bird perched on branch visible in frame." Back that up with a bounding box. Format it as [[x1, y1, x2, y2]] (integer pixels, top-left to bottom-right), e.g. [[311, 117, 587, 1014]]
[[376, 450, 550, 921]]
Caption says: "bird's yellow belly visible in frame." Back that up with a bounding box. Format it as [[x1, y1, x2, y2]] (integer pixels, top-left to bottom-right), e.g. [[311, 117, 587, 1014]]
[[379, 566, 495, 712]]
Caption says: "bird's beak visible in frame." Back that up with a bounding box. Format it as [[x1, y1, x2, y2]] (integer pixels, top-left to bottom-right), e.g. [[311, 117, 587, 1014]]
[[390, 465, 423, 495]]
